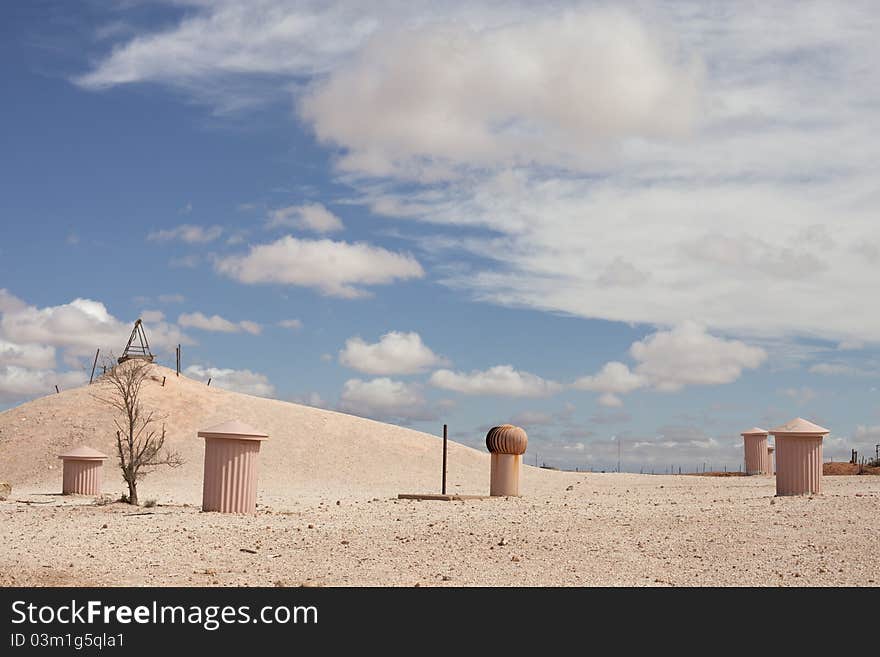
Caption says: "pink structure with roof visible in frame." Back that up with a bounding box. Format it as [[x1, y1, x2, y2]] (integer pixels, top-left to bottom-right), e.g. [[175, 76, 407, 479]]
[[741, 427, 771, 475], [59, 446, 108, 495], [770, 418, 829, 496], [198, 420, 268, 514]]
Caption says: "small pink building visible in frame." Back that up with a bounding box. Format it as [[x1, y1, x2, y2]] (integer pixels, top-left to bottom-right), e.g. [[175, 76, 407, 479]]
[[770, 417, 829, 496], [486, 424, 528, 497], [741, 427, 771, 475], [198, 420, 268, 514], [59, 446, 108, 495]]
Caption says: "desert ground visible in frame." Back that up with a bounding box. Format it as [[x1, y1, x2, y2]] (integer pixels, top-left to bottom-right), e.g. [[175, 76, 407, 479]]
[[1, 364, 878, 587]]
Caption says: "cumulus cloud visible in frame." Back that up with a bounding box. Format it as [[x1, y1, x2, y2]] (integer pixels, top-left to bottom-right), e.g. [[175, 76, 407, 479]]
[[147, 224, 223, 243], [178, 312, 262, 335], [0, 339, 56, 370], [214, 236, 424, 298], [0, 291, 187, 360], [598, 393, 624, 408], [183, 364, 275, 397], [338, 377, 433, 422], [0, 366, 87, 403], [0, 290, 189, 406], [628, 321, 767, 392], [301, 10, 700, 178], [278, 319, 303, 330], [74, 3, 880, 345], [267, 203, 344, 233], [429, 365, 562, 397], [573, 361, 646, 395], [339, 331, 447, 375], [572, 323, 766, 406]]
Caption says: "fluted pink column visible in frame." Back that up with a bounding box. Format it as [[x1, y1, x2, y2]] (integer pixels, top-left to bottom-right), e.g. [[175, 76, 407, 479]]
[[770, 418, 829, 496], [741, 427, 770, 475], [486, 424, 528, 496], [198, 420, 268, 513], [59, 446, 108, 495]]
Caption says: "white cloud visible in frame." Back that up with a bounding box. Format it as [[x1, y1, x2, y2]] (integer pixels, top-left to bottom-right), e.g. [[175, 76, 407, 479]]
[[301, 10, 700, 178], [178, 312, 261, 335], [278, 319, 303, 330], [147, 224, 223, 243], [75, 3, 880, 345], [628, 321, 767, 392], [0, 291, 187, 360], [596, 257, 650, 288], [338, 377, 433, 422], [598, 393, 624, 408], [0, 366, 87, 403], [338, 331, 447, 375], [573, 361, 646, 394], [158, 294, 186, 304], [183, 364, 275, 397], [214, 235, 424, 298], [0, 339, 56, 369], [0, 290, 189, 405], [429, 364, 562, 397], [238, 321, 262, 335], [572, 323, 766, 403], [267, 203, 344, 233]]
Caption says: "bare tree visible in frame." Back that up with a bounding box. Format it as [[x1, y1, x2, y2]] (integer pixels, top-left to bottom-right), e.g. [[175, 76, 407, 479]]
[[93, 358, 182, 505]]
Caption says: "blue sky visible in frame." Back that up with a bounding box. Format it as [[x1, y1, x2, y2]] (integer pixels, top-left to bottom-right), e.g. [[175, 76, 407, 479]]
[[2, 1, 879, 471]]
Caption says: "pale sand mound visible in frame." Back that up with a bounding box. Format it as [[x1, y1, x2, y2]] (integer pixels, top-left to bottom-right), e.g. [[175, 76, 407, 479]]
[[0, 364, 544, 505]]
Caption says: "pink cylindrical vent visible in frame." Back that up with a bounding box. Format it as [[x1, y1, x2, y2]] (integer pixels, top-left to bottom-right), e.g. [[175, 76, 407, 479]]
[[775, 436, 822, 495], [198, 420, 268, 514], [490, 453, 521, 496], [744, 435, 767, 474], [770, 418, 829, 496], [58, 446, 108, 496], [62, 460, 103, 495]]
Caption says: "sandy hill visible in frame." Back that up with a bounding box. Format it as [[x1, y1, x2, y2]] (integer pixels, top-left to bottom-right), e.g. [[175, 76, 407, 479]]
[[0, 364, 538, 505]]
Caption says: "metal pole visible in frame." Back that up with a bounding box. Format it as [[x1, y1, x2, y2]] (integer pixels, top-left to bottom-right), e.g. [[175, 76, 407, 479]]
[[617, 437, 621, 473], [207, 377, 212, 387], [54, 385, 59, 394], [441, 424, 448, 495], [89, 348, 100, 384]]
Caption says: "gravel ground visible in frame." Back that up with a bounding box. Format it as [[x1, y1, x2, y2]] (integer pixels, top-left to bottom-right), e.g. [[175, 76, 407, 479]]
[[2, 473, 878, 587]]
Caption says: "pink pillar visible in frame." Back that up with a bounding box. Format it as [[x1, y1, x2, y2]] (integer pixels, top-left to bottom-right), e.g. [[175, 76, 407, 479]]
[[741, 427, 770, 475], [770, 418, 829, 496], [59, 446, 108, 495], [486, 424, 528, 496], [766, 445, 775, 475], [198, 420, 268, 513]]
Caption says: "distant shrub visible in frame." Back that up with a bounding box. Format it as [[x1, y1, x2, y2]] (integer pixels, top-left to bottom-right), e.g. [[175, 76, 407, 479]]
[[143, 499, 157, 508]]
